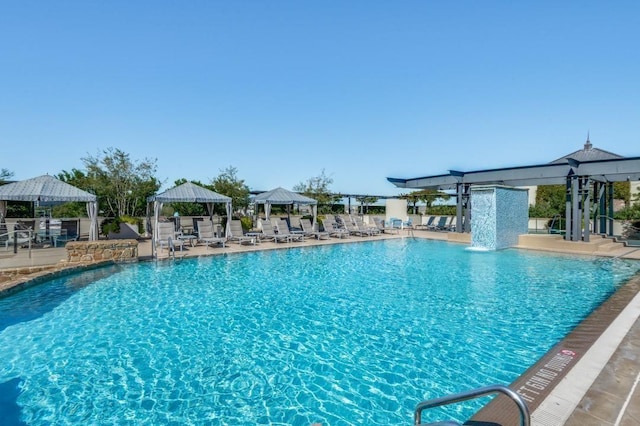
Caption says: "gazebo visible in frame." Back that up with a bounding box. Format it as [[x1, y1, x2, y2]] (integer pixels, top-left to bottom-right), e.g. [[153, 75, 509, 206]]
[[253, 187, 318, 224], [147, 182, 232, 256], [0, 175, 99, 240]]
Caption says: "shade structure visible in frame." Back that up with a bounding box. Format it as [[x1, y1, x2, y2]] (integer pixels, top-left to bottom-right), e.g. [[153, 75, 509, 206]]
[[0, 175, 98, 240], [147, 182, 232, 257], [253, 187, 318, 224]]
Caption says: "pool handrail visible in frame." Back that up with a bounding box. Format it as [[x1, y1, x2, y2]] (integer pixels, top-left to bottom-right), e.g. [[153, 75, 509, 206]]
[[414, 384, 530, 426]]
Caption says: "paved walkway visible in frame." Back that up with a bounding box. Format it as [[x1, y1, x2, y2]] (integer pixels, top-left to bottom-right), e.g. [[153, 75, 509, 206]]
[[1, 230, 640, 425]]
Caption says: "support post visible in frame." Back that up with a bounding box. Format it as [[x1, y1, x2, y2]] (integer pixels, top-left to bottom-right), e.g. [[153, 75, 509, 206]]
[[582, 177, 590, 242], [456, 183, 463, 233], [571, 177, 580, 241], [565, 176, 572, 241], [607, 182, 614, 236], [463, 184, 471, 233]]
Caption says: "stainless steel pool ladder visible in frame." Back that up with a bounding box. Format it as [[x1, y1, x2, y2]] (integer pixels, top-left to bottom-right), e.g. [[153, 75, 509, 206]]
[[414, 384, 530, 426]]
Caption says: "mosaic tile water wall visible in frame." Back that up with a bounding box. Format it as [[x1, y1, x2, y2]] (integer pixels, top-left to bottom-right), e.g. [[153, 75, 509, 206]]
[[471, 186, 529, 250]]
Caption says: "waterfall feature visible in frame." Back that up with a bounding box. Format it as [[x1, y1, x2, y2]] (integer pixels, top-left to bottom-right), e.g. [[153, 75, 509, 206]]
[[470, 186, 529, 250]]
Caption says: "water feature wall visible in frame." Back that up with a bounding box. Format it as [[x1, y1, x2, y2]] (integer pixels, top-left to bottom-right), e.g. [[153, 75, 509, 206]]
[[470, 186, 529, 250]]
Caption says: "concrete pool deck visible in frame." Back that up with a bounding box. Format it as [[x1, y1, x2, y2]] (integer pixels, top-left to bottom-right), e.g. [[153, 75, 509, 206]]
[[1, 229, 640, 425]]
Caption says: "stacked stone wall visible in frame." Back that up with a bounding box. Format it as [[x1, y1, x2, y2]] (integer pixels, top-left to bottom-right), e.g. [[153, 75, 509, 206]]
[[0, 240, 138, 294], [63, 240, 138, 264]]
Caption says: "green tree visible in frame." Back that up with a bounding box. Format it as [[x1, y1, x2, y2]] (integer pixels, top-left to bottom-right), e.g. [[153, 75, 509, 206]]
[[293, 169, 342, 213], [401, 189, 451, 214], [355, 196, 378, 214], [0, 168, 13, 183], [531, 184, 565, 217], [0, 169, 31, 217], [53, 169, 94, 217], [614, 181, 631, 207], [80, 148, 161, 217], [168, 178, 208, 216], [211, 166, 250, 214]]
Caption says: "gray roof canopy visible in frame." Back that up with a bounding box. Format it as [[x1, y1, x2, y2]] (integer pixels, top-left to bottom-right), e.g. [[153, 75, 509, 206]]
[[0, 175, 99, 240], [253, 187, 317, 205], [550, 138, 623, 164], [147, 182, 231, 203], [0, 174, 97, 203], [388, 157, 640, 190]]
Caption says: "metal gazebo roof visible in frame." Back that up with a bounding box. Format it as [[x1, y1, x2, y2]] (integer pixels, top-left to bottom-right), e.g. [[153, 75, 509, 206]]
[[147, 182, 231, 203], [253, 187, 317, 205], [0, 174, 97, 203]]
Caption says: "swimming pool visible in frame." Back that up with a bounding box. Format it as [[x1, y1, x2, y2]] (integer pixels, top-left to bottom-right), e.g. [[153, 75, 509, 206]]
[[1, 239, 639, 425]]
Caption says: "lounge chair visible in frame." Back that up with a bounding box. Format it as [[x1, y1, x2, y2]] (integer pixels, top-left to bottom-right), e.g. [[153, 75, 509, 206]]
[[342, 217, 371, 237], [228, 219, 257, 245], [259, 219, 290, 243], [299, 218, 329, 240], [429, 216, 449, 231], [2, 223, 34, 250], [275, 218, 305, 242], [373, 217, 398, 234], [157, 221, 185, 254], [351, 216, 380, 235], [322, 219, 350, 239], [416, 216, 436, 230], [196, 220, 226, 249]]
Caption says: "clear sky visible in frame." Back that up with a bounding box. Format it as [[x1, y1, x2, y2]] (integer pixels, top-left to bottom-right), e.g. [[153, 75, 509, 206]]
[[1, 1, 639, 196]]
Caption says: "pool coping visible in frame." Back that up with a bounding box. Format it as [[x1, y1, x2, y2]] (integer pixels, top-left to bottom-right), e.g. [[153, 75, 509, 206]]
[[470, 272, 640, 425]]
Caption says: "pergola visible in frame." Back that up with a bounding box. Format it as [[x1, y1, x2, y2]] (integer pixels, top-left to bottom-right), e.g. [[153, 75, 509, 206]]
[[253, 187, 318, 224], [0, 175, 99, 240], [388, 156, 640, 242], [147, 182, 232, 256]]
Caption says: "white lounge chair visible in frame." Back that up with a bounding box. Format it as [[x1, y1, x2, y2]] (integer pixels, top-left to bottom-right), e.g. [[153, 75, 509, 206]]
[[197, 220, 226, 249], [157, 221, 185, 254], [228, 219, 256, 245], [2, 223, 33, 250], [373, 217, 398, 234], [351, 216, 380, 235], [259, 219, 290, 243], [322, 219, 350, 239], [299, 218, 329, 240], [275, 219, 305, 242]]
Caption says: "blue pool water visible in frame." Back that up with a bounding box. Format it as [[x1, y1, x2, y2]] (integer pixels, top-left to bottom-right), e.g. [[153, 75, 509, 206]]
[[1, 239, 639, 425]]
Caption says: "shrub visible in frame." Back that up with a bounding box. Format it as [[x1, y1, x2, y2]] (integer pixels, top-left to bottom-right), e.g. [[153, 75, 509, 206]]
[[240, 216, 253, 231], [100, 217, 121, 237]]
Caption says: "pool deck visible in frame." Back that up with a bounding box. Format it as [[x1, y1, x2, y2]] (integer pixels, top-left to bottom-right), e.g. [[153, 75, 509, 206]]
[[1, 229, 640, 425]]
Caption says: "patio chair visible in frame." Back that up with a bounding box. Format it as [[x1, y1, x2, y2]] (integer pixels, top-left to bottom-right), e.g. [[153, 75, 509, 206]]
[[351, 216, 380, 235], [299, 218, 329, 240], [321, 219, 350, 239], [228, 219, 257, 245], [53, 219, 80, 247], [259, 219, 290, 243], [275, 218, 305, 242], [373, 217, 398, 234], [342, 217, 371, 237], [157, 221, 185, 254], [428, 216, 449, 231], [196, 220, 226, 249], [2, 223, 34, 250], [416, 216, 436, 230]]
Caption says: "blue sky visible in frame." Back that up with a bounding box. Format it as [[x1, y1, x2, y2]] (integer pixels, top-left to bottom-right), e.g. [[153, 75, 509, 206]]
[[1, 1, 639, 196]]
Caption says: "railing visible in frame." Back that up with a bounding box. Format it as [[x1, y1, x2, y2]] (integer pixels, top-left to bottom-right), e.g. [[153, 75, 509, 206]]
[[414, 384, 530, 426], [548, 214, 564, 234]]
